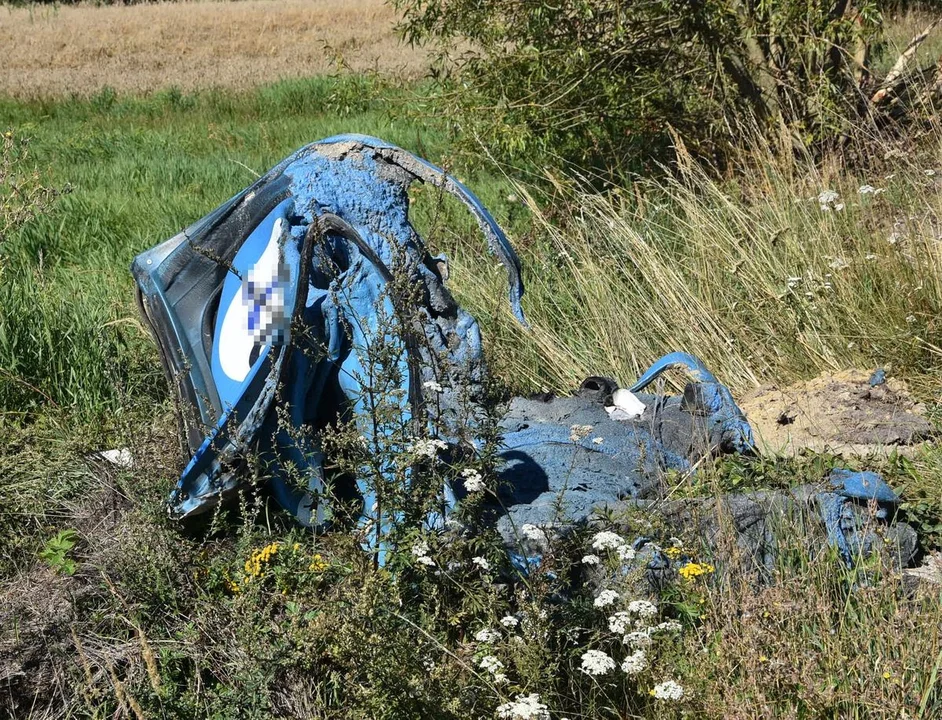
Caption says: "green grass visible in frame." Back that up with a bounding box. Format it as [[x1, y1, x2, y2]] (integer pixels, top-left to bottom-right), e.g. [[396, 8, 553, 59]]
[[0, 75, 519, 419], [5, 73, 942, 719]]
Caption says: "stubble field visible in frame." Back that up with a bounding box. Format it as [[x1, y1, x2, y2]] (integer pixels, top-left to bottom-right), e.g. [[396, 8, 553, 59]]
[[0, 0, 427, 97]]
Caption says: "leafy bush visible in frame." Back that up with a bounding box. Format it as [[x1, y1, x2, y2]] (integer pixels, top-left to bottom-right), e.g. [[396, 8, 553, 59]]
[[395, 0, 938, 173]]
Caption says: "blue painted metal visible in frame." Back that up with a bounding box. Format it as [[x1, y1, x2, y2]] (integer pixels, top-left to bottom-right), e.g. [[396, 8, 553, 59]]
[[819, 469, 900, 565], [628, 351, 719, 391], [828, 468, 899, 504]]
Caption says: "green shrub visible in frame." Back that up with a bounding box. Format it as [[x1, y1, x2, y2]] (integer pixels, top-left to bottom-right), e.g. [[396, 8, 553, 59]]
[[395, 0, 937, 173]]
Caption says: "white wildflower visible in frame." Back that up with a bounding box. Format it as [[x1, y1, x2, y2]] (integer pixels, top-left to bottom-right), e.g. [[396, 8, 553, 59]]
[[829, 257, 849, 270], [834, 202, 845, 212], [608, 611, 633, 634], [500, 615, 519, 628], [475, 628, 501, 643], [621, 649, 648, 675], [492, 672, 509, 685], [651, 679, 685, 701], [412, 540, 435, 567], [580, 649, 616, 676], [652, 620, 683, 634], [817, 189, 840, 210], [787, 276, 802, 288], [496, 693, 550, 720], [410, 438, 448, 459], [858, 184, 877, 194], [521, 523, 546, 542], [472, 556, 491, 572], [581, 554, 601, 566], [479, 655, 505, 674], [462, 468, 485, 492], [624, 630, 653, 648], [422, 380, 444, 393], [617, 544, 636, 562], [591, 531, 626, 552], [627, 600, 658, 619], [907, 314, 916, 324], [594, 589, 619, 608]]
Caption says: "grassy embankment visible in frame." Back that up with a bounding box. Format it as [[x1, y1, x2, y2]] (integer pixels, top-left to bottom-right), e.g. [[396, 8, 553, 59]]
[[4, 70, 942, 717]]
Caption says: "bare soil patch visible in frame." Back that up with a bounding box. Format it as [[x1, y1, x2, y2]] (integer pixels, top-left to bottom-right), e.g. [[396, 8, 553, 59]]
[[0, 0, 427, 98], [740, 369, 934, 457]]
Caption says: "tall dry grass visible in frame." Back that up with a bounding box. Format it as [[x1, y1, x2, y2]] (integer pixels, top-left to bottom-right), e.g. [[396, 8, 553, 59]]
[[451, 135, 942, 398]]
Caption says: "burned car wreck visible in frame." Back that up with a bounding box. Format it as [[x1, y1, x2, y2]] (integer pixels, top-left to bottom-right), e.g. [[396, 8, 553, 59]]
[[132, 135, 916, 572]]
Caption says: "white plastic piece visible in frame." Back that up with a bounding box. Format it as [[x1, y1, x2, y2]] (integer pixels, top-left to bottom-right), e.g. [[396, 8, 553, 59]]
[[605, 388, 645, 421], [99, 448, 134, 469]]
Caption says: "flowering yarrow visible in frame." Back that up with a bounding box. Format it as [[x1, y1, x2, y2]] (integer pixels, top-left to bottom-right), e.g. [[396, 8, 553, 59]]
[[410, 438, 448, 459], [651, 679, 685, 701], [496, 693, 550, 720], [521, 524, 546, 542], [621, 648, 648, 675], [608, 611, 633, 634], [581, 554, 601, 565], [461, 468, 485, 492], [594, 589, 619, 608], [627, 599, 658, 619], [591, 531, 625, 551], [479, 655, 504, 674], [422, 380, 444, 393], [624, 630, 653, 648], [475, 628, 501, 643], [472, 556, 491, 572], [580, 649, 616, 676], [500, 615, 519, 628], [817, 189, 843, 211], [411, 541, 436, 567], [651, 620, 682, 634], [617, 544, 636, 562]]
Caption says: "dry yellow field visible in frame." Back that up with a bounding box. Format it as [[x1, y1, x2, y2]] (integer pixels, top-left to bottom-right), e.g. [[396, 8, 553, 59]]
[[0, 0, 427, 98]]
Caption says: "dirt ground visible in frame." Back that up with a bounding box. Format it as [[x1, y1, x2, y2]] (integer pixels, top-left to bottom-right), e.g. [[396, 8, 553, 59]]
[[740, 369, 934, 457], [0, 0, 428, 98]]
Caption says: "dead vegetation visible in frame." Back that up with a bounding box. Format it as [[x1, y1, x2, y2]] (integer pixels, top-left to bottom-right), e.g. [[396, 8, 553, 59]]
[[0, 0, 427, 98]]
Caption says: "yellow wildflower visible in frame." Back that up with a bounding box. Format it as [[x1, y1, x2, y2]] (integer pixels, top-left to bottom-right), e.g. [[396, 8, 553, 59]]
[[309, 554, 328, 572], [244, 542, 280, 579], [678, 561, 715, 581], [665, 547, 682, 560]]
